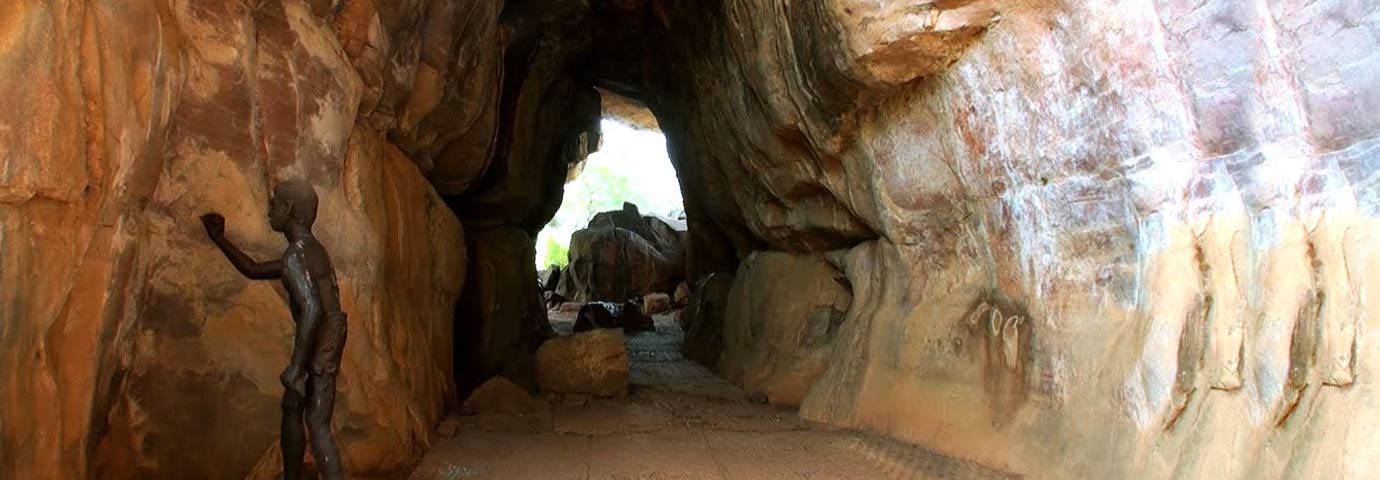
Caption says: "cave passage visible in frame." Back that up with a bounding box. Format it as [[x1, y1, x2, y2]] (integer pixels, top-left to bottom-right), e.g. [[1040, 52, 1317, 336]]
[[415, 307, 1009, 479], [4, 0, 1373, 478]]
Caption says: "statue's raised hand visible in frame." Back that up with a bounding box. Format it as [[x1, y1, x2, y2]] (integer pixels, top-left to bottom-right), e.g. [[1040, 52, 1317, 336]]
[[201, 213, 225, 239]]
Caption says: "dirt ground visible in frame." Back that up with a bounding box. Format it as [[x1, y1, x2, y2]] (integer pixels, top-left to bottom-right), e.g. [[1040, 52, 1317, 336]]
[[409, 311, 1014, 480]]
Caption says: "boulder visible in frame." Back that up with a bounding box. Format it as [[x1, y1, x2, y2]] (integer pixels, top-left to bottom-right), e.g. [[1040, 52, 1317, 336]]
[[556, 203, 687, 302], [681, 273, 736, 368], [642, 293, 673, 315], [544, 291, 568, 311], [535, 329, 629, 397], [673, 282, 692, 307], [574, 302, 621, 331], [436, 416, 464, 439], [539, 265, 562, 292], [621, 304, 656, 334], [574, 301, 655, 335], [718, 252, 852, 406], [463, 377, 546, 415]]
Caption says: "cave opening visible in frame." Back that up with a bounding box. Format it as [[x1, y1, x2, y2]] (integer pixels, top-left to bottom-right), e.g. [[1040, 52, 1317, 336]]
[[534, 117, 685, 272]]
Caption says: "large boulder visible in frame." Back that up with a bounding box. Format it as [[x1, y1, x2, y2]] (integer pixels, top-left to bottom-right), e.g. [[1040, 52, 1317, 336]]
[[556, 203, 687, 302], [539, 265, 563, 292], [719, 252, 852, 406], [535, 329, 630, 397], [680, 273, 736, 369], [574, 302, 655, 335]]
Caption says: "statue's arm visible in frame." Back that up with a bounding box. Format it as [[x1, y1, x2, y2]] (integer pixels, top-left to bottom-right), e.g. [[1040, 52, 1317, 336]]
[[201, 213, 282, 280], [281, 250, 320, 393]]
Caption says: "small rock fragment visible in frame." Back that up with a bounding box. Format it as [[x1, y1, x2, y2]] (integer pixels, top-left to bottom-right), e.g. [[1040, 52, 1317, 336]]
[[436, 416, 463, 438], [642, 293, 672, 315], [747, 391, 769, 405], [536, 329, 630, 397], [464, 376, 544, 415], [562, 393, 591, 407], [673, 282, 692, 306]]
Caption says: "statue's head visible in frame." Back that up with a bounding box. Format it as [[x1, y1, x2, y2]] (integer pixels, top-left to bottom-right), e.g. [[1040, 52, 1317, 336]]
[[269, 179, 318, 233]]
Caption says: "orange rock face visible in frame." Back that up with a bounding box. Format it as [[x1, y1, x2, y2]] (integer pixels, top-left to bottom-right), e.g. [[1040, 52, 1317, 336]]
[[1, 1, 471, 478]]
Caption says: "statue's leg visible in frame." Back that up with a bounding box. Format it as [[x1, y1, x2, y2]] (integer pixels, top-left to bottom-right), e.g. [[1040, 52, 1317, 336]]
[[306, 374, 343, 480], [307, 312, 348, 480], [281, 388, 306, 480]]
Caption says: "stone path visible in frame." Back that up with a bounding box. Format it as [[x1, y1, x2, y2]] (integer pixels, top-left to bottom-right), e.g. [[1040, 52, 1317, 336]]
[[410, 312, 1014, 480]]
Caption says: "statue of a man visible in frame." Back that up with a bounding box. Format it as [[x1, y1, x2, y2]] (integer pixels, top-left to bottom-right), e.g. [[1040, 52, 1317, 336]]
[[201, 180, 347, 480]]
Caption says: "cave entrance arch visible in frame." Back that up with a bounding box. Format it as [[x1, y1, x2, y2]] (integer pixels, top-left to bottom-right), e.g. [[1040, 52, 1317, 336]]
[[537, 89, 689, 323]]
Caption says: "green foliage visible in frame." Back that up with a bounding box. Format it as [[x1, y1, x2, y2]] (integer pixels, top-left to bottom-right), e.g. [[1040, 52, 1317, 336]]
[[572, 163, 635, 222], [541, 234, 570, 268]]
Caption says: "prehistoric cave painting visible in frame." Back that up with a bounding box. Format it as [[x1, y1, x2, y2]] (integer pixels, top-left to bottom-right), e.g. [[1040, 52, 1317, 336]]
[[1163, 288, 1210, 431], [1273, 237, 1360, 427], [1152, 228, 1255, 431], [962, 292, 1034, 428], [1276, 289, 1326, 427], [1161, 245, 1214, 431]]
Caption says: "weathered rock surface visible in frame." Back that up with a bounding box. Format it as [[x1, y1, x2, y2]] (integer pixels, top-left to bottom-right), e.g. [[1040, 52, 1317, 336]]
[[543, 291, 568, 311], [456, 227, 553, 392], [673, 282, 692, 307], [442, 0, 602, 401], [0, 2, 471, 478], [607, 0, 1380, 478], [680, 273, 736, 369], [539, 266, 563, 292], [5, 0, 1379, 478], [464, 377, 546, 415], [0, 0, 601, 477], [536, 329, 630, 398], [557, 203, 687, 302], [719, 252, 852, 406], [598, 87, 660, 131], [574, 302, 624, 332]]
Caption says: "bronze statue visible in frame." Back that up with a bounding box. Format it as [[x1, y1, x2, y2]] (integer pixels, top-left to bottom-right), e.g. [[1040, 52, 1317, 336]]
[[202, 180, 346, 480]]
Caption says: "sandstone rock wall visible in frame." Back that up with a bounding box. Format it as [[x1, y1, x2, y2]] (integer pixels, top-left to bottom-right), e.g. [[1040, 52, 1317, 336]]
[[455, 227, 550, 393], [0, 1, 495, 478], [444, 0, 603, 396], [622, 0, 1380, 477]]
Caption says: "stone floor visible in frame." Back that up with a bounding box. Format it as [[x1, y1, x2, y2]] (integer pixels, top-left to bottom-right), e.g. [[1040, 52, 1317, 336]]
[[410, 311, 1014, 480]]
